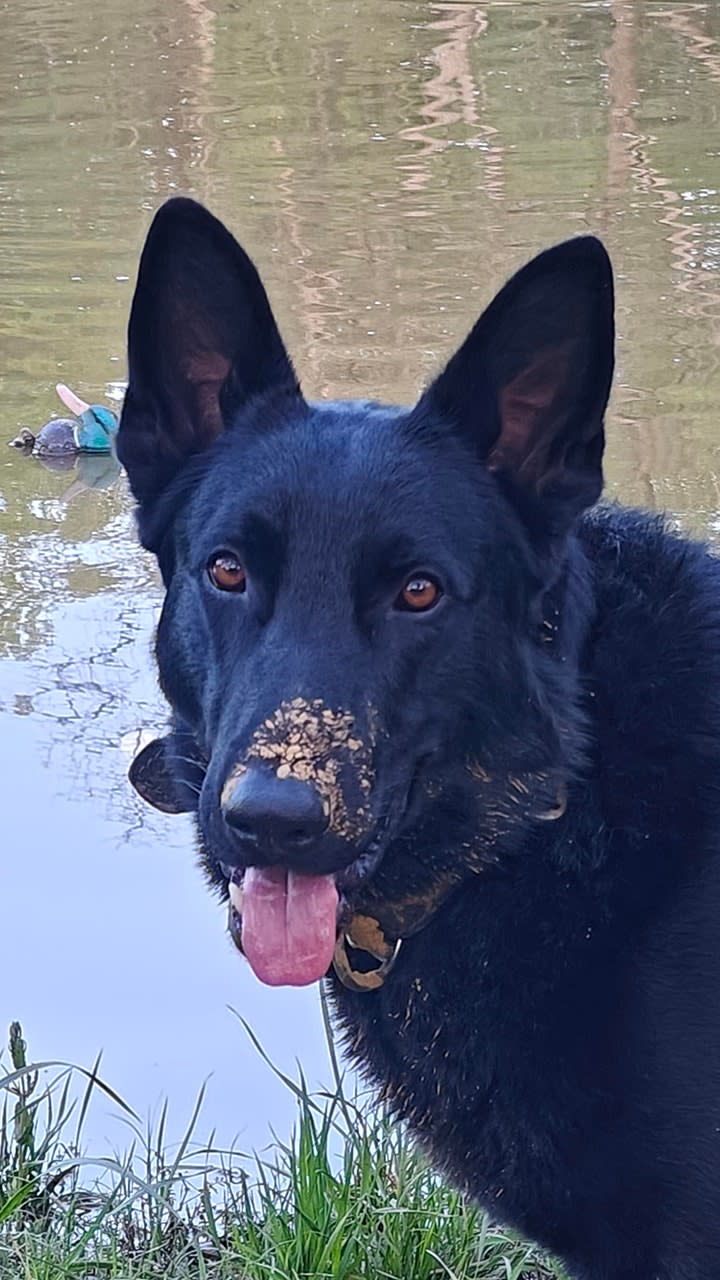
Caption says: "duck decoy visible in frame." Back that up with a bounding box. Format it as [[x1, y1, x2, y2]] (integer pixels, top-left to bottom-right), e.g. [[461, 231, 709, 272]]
[[9, 384, 119, 457]]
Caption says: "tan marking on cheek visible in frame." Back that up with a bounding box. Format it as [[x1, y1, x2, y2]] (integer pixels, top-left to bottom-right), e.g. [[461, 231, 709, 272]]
[[234, 698, 376, 841], [509, 775, 530, 796], [464, 760, 566, 860], [220, 761, 248, 807]]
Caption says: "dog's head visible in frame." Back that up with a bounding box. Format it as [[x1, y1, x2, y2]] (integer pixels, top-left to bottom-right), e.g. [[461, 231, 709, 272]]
[[118, 198, 614, 987]]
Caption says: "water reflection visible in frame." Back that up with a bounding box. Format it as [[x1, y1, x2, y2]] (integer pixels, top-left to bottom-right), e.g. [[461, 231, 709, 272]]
[[1, 0, 720, 1150]]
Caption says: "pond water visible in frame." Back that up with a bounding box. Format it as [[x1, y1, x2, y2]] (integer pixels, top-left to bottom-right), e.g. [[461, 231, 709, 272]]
[[1, 0, 719, 1155]]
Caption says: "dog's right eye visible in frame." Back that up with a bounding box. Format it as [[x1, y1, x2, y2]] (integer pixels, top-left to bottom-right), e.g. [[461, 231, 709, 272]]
[[393, 573, 443, 613], [207, 551, 247, 593]]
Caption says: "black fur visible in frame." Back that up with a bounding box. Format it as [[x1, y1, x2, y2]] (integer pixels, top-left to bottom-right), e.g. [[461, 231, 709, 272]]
[[118, 197, 720, 1279]]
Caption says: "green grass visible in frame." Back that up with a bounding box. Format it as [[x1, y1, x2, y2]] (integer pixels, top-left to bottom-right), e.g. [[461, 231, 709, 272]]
[[0, 1015, 565, 1279]]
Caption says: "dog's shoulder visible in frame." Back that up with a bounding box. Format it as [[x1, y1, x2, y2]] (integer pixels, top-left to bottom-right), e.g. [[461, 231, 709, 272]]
[[579, 503, 720, 847], [581, 502, 720, 675]]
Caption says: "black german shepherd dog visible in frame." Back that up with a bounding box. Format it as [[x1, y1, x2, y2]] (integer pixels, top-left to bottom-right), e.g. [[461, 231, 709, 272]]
[[118, 197, 720, 1279]]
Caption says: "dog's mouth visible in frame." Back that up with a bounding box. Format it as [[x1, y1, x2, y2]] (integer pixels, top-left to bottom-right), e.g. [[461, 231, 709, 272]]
[[128, 725, 426, 986], [222, 822, 392, 987]]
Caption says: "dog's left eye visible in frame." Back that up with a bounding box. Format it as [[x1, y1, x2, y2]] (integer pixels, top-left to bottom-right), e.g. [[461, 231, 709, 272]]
[[207, 551, 247, 593], [395, 574, 442, 613]]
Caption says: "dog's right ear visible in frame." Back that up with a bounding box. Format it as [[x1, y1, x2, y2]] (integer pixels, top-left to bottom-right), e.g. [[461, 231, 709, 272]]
[[129, 723, 206, 814], [117, 198, 301, 509]]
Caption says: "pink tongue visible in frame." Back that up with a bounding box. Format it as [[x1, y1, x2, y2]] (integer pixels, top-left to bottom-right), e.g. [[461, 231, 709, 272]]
[[241, 866, 339, 987]]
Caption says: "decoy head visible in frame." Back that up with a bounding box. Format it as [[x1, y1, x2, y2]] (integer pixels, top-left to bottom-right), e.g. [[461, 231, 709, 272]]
[[56, 384, 119, 453]]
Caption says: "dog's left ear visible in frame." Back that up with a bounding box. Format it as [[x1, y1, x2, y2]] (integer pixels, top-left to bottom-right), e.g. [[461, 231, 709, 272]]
[[416, 236, 614, 535], [117, 198, 301, 509]]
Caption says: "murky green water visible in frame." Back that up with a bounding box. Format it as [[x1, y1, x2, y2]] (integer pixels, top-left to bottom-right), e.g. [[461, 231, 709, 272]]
[[1, 0, 719, 1150]]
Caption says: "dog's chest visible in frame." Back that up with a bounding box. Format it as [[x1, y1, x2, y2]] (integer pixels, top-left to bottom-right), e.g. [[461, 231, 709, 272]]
[[335, 979, 523, 1200], [328, 869, 611, 1242]]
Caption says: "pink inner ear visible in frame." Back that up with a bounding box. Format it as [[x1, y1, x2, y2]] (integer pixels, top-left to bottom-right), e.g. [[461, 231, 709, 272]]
[[488, 348, 568, 472], [186, 350, 232, 444]]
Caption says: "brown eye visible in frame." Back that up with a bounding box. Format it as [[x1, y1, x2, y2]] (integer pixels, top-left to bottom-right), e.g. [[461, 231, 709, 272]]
[[208, 552, 247, 593], [396, 574, 442, 613]]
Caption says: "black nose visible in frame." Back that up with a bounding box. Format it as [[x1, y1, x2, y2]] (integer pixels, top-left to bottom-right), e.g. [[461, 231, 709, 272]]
[[221, 768, 329, 853]]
